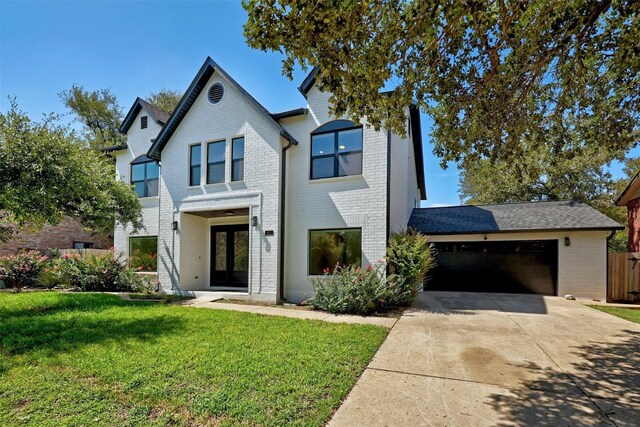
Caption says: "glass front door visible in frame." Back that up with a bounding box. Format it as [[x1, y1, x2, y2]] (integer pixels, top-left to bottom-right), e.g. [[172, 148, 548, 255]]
[[210, 225, 249, 289]]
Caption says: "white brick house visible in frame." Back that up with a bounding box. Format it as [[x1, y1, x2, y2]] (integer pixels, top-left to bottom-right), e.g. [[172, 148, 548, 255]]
[[111, 58, 425, 303], [111, 57, 620, 303]]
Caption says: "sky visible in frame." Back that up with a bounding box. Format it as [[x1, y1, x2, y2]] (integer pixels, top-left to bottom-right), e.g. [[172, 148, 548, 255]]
[[0, 1, 632, 208]]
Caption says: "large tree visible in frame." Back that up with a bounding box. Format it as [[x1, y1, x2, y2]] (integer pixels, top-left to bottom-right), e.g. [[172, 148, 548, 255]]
[[0, 100, 143, 242], [243, 0, 639, 169], [147, 89, 182, 115]]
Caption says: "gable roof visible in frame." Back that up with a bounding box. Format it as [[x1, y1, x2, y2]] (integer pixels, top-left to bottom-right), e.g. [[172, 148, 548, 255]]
[[408, 200, 623, 235], [298, 67, 319, 98], [616, 171, 640, 206], [148, 57, 298, 160], [119, 97, 171, 134]]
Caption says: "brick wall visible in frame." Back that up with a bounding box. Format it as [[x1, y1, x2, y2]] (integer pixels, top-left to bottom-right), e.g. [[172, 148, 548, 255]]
[[0, 217, 112, 254], [627, 197, 640, 252]]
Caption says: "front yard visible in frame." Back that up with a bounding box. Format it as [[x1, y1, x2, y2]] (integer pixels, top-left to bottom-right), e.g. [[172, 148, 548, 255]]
[[590, 304, 640, 324], [0, 292, 387, 426]]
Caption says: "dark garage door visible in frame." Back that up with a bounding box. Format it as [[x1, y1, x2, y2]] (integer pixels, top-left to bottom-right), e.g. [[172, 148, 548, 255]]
[[427, 240, 558, 295]]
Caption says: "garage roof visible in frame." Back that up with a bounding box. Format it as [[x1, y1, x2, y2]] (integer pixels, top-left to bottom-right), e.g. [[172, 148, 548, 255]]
[[409, 200, 623, 235]]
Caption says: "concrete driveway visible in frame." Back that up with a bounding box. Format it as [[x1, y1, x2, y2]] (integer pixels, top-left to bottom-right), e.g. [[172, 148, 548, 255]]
[[330, 291, 640, 426]]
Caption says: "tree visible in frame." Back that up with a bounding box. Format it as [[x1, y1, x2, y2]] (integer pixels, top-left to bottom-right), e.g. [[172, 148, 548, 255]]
[[147, 89, 182, 115], [243, 1, 639, 169], [59, 85, 125, 151], [0, 99, 142, 242]]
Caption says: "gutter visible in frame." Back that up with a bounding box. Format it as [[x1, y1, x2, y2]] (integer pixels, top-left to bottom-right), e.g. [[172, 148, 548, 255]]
[[278, 139, 297, 302]]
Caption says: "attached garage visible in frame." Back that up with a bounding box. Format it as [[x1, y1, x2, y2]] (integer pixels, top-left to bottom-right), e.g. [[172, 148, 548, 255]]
[[408, 201, 623, 300]]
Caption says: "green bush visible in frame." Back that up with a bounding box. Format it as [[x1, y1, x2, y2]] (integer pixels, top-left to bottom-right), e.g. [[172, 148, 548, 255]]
[[0, 250, 49, 290], [386, 228, 435, 303], [307, 264, 405, 315]]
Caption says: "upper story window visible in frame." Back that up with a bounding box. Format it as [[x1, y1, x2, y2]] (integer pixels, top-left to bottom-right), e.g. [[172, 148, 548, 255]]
[[131, 155, 159, 197], [232, 137, 244, 181], [207, 140, 225, 184], [189, 144, 201, 186], [141, 116, 148, 129], [310, 120, 363, 180]]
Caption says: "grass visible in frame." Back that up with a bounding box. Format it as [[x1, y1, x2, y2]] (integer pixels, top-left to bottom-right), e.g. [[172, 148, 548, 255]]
[[0, 292, 387, 426], [589, 305, 640, 324], [127, 293, 193, 303]]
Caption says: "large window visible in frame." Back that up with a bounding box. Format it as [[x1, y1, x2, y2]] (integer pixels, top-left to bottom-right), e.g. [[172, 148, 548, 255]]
[[308, 228, 362, 275], [311, 120, 363, 179], [207, 140, 226, 184], [130, 236, 158, 272], [232, 137, 244, 181], [131, 155, 159, 197], [189, 144, 201, 186]]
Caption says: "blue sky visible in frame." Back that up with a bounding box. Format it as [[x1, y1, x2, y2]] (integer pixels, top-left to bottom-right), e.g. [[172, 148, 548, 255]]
[[1, 1, 631, 207]]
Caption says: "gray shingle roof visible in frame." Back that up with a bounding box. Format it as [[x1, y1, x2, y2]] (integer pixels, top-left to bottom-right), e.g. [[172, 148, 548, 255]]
[[408, 200, 623, 235]]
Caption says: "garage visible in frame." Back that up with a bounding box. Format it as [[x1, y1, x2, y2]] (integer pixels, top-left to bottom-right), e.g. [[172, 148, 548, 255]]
[[408, 200, 623, 299]]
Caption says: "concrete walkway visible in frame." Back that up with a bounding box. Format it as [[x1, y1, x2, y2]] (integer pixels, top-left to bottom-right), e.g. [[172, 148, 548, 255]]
[[330, 291, 640, 426], [179, 297, 398, 328]]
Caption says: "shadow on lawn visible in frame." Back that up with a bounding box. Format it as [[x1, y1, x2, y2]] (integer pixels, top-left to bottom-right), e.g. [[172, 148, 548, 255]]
[[0, 293, 183, 357], [487, 329, 640, 426]]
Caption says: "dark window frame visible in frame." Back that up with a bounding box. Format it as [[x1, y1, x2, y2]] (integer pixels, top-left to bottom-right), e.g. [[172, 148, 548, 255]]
[[141, 116, 148, 129], [231, 136, 245, 182], [310, 121, 363, 180], [189, 144, 201, 187], [72, 242, 94, 249], [130, 156, 159, 198], [307, 227, 363, 275], [207, 140, 226, 184]]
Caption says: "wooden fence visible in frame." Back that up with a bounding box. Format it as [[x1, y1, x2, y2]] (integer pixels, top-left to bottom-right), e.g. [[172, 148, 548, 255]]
[[58, 249, 111, 258], [608, 252, 640, 303]]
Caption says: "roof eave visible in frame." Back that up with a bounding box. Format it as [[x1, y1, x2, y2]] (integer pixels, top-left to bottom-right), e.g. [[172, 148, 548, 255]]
[[418, 226, 625, 236], [410, 105, 427, 200], [616, 171, 640, 206]]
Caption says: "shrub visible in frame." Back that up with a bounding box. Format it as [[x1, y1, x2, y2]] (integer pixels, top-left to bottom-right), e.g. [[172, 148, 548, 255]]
[[386, 228, 435, 303], [308, 264, 405, 315], [0, 251, 48, 290]]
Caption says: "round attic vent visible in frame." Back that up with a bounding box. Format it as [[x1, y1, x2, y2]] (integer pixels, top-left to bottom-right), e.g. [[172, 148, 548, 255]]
[[208, 83, 224, 104]]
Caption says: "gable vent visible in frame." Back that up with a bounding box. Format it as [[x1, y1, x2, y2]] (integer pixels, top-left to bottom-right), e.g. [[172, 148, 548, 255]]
[[208, 83, 224, 104], [141, 116, 148, 129]]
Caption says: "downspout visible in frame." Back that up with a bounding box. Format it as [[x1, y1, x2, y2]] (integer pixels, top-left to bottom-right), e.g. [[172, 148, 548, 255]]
[[386, 129, 391, 244], [606, 229, 616, 302], [278, 138, 295, 303]]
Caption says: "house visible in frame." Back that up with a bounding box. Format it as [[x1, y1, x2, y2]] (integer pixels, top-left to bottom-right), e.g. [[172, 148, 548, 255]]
[[110, 57, 621, 303], [110, 57, 424, 302], [615, 172, 640, 251]]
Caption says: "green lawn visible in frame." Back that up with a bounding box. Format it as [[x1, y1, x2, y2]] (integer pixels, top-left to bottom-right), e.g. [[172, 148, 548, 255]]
[[0, 292, 387, 426], [590, 305, 640, 324]]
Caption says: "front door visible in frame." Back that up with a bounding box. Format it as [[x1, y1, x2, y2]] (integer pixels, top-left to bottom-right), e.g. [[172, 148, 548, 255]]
[[210, 224, 249, 289]]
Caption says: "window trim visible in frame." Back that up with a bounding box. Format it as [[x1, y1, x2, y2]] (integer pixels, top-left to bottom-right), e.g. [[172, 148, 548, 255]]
[[310, 122, 363, 180], [188, 143, 202, 187], [130, 156, 159, 198], [231, 136, 245, 182], [206, 139, 226, 184], [129, 235, 158, 273], [307, 227, 363, 276]]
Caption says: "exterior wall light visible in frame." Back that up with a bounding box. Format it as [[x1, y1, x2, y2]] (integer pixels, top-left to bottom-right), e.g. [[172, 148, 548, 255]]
[[171, 221, 178, 231], [564, 237, 571, 246], [251, 216, 258, 227]]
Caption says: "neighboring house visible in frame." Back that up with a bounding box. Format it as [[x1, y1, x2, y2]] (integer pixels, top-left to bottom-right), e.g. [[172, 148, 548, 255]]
[[0, 217, 112, 255], [110, 57, 621, 303], [109, 57, 424, 302], [616, 172, 640, 251]]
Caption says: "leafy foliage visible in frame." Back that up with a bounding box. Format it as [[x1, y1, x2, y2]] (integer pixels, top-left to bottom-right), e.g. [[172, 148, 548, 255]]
[[0, 250, 48, 290], [387, 228, 435, 297], [147, 89, 182, 115], [244, 1, 639, 168], [59, 85, 125, 151], [0, 100, 142, 242]]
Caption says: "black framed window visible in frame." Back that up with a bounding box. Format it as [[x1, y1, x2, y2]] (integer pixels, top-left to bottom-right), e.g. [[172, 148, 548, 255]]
[[131, 155, 159, 197], [311, 120, 363, 179], [72, 242, 94, 249], [207, 140, 226, 184], [189, 144, 201, 186], [231, 136, 244, 181], [129, 236, 158, 272], [308, 228, 362, 275]]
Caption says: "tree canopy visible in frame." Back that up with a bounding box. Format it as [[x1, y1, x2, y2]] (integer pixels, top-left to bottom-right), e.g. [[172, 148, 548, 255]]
[[243, 0, 639, 169], [0, 100, 143, 242], [148, 89, 182, 115]]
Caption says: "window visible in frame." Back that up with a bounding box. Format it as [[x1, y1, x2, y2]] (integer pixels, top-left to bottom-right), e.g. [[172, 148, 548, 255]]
[[207, 140, 225, 184], [189, 144, 201, 186], [129, 236, 157, 272], [232, 137, 244, 181], [311, 120, 363, 179], [141, 116, 148, 129], [73, 242, 94, 249], [131, 155, 159, 197], [308, 228, 362, 275]]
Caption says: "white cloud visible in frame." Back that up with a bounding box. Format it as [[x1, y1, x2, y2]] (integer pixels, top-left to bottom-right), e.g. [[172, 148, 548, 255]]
[[427, 203, 453, 208]]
